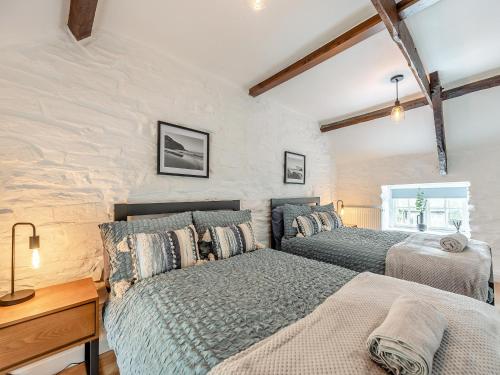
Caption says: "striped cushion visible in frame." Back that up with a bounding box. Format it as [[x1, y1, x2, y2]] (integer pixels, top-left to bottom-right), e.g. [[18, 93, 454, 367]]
[[207, 222, 257, 260], [292, 213, 324, 237], [99, 212, 193, 297], [113, 225, 200, 297], [317, 211, 344, 231]]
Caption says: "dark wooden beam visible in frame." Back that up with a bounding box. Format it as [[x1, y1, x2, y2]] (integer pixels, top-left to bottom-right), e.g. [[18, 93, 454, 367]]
[[249, 0, 439, 97], [371, 0, 432, 104], [320, 73, 500, 132], [430, 71, 447, 175], [249, 16, 384, 97], [320, 97, 428, 132], [68, 0, 99, 41], [442, 74, 500, 100]]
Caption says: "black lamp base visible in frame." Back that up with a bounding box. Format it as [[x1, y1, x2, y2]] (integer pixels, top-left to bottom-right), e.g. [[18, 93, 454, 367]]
[[0, 289, 35, 306]]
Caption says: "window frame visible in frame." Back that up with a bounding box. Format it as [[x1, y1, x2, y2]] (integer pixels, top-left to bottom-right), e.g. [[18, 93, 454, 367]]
[[382, 183, 471, 236]]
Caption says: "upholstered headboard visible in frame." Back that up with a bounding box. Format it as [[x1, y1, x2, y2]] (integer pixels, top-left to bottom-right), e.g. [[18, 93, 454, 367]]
[[270, 197, 320, 249]]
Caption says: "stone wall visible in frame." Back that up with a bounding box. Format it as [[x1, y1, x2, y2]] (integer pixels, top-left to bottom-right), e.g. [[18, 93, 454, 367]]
[[0, 31, 333, 293], [334, 146, 500, 279]]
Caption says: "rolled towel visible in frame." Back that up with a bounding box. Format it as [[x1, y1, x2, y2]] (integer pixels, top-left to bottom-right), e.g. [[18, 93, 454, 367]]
[[440, 233, 468, 253], [367, 295, 447, 375]]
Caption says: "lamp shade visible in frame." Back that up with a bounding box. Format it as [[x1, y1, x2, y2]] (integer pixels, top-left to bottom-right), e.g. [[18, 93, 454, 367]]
[[390, 101, 405, 122]]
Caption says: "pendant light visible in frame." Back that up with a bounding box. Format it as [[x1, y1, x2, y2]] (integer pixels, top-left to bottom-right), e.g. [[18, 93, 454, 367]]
[[390, 75, 405, 123], [249, 0, 266, 11]]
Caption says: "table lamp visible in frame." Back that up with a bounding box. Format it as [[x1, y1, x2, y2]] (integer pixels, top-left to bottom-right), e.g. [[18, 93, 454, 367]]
[[0, 223, 40, 306]]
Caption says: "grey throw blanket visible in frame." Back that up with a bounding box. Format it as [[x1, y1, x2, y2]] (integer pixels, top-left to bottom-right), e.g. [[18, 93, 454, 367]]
[[386, 233, 492, 301], [210, 273, 500, 375], [367, 296, 448, 375], [104, 249, 357, 375], [440, 233, 468, 252]]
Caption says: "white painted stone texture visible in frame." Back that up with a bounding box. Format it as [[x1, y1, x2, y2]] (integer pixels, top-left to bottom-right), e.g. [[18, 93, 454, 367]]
[[334, 146, 500, 279], [0, 31, 333, 293]]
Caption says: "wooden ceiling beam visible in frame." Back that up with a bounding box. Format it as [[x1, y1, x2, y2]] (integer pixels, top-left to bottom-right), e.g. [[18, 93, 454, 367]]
[[442, 74, 500, 100], [68, 0, 99, 41], [320, 97, 428, 132], [320, 73, 500, 132], [371, 0, 432, 105], [249, 0, 439, 97], [430, 71, 447, 175]]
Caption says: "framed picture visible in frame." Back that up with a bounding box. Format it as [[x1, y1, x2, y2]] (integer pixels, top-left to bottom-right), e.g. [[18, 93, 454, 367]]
[[157, 121, 209, 178], [284, 151, 306, 184]]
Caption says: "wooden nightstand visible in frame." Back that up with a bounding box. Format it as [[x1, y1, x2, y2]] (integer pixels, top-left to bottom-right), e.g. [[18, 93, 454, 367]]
[[0, 278, 99, 375]]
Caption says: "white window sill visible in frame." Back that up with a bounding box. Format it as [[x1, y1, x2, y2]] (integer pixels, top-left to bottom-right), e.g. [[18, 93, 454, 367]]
[[385, 227, 470, 238]]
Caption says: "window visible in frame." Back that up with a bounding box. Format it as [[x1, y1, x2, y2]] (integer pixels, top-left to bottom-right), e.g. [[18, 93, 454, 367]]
[[381, 182, 470, 235]]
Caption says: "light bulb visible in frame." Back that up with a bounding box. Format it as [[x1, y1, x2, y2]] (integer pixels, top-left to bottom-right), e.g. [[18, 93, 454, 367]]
[[390, 102, 405, 122], [341, 207, 345, 216], [250, 0, 266, 11], [32, 248, 40, 269]]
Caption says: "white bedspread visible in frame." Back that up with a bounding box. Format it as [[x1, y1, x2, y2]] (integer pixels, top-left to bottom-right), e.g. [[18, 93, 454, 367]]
[[210, 273, 500, 375], [386, 233, 492, 301]]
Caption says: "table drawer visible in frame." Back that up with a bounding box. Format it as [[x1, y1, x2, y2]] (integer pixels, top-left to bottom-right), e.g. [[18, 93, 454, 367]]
[[0, 302, 96, 371]]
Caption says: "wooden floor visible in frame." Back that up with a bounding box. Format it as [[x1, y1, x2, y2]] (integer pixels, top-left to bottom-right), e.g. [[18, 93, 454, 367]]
[[61, 351, 119, 375]]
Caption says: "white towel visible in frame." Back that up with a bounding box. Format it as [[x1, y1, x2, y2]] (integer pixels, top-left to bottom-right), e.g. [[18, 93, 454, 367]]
[[367, 295, 448, 375], [440, 233, 468, 253]]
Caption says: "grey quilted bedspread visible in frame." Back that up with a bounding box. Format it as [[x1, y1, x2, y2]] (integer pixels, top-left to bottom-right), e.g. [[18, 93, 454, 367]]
[[104, 249, 357, 375], [281, 227, 409, 274]]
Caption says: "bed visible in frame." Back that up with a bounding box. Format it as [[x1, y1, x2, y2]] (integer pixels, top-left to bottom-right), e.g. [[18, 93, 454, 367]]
[[272, 197, 494, 304], [103, 200, 357, 374], [102, 200, 500, 375]]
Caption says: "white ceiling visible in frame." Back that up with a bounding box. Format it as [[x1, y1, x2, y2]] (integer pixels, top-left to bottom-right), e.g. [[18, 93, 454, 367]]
[[1, 0, 500, 124]]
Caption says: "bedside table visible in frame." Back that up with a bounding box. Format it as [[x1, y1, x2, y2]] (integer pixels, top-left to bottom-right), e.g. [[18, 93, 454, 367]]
[[0, 278, 99, 375], [345, 224, 358, 228]]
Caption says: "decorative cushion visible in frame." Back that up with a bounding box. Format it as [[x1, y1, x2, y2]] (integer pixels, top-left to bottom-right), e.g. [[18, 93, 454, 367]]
[[317, 211, 344, 231], [206, 222, 257, 260], [312, 202, 335, 213], [283, 204, 312, 238], [292, 213, 324, 237], [193, 210, 252, 238], [99, 212, 193, 296], [193, 210, 252, 258], [113, 225, 200, 297], [129, 224, 200, 277]]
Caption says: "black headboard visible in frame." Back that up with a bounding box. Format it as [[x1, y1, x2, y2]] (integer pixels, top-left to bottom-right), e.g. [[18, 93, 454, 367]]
[[269, 197, 321, 249], [114, 200, 241, 221], [270, 197, 320, 210]]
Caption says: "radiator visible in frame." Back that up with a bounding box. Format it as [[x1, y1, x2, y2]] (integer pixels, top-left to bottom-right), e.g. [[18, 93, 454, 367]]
[[342, 206, 382, 230]]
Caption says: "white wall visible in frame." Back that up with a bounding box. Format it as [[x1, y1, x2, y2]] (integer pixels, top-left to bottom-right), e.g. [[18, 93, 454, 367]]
[[0, 31, 333, 293], [331, 87, 500, 279]]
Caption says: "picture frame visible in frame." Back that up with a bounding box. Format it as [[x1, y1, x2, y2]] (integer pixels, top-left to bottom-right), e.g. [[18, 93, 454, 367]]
[[157, 121, 210, 178], [284, 151, 306, 184]]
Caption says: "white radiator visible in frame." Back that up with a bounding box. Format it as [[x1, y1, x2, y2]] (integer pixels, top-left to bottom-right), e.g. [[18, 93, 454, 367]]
[[342, 206, 382, 230]]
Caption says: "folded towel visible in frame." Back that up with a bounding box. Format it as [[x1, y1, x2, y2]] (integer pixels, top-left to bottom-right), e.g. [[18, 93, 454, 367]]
[[367, 295, 447, 375], [440, 233, 468, 253]]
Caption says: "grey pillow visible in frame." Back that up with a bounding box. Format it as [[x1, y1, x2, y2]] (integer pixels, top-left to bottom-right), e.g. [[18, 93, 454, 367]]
[[283, 204, 312, 238], [193, 210, 252, 258], [312, 203, 335, 213], [99, 211, 193, 296], [271, 206, 285, 249], [192, 210, 252, 239]]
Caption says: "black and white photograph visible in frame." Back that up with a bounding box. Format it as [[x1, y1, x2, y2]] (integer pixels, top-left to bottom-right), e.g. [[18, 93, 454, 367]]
[[157, 121, 209, 178], [284, 151, 305, 184]]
